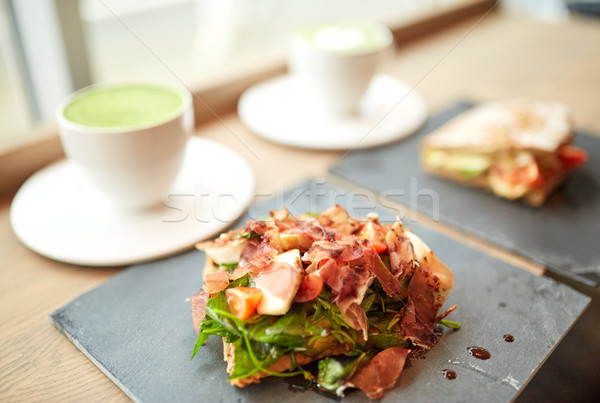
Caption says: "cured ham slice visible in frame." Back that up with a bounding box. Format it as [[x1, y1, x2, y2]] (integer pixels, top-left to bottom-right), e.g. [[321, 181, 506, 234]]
[[243, 220, 277, 236], [313, 258, 372, 338], [385, 222, 415, 283], [191, 290, 209, 335], [254, 250, 304, 315], [203, 269, 229, 294], [317, 205, 360, 236], [307, 240, 405, 300], [363, 246, 404, 299], [348, 347, 410, 399], [269, 208, 301, 231], [307, 240, 365, 265], [401, 232, 454, 348], [239, 239, 278, 273]]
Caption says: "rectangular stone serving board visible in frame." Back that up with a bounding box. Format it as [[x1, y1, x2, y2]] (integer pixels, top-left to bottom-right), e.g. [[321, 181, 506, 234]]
[[50, 179, 591, 402]]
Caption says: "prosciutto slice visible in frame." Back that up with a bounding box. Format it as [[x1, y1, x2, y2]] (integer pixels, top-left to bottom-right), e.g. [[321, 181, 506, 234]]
[[385, 222, 415, 283], [270, 208, 300, 231], [243, 219, 277, 236], [191, 290, 210, 335], [308, 240, 404, 300], [310, 257, 372, 339], [290, 223, 342, 244], [363, 246, 404, 299], [203, 269, 229, 294], [348, 347, 410, 399], [238, 239, 278, 273], [308, 240, 365, 265], [317, 205, 360, 236], [400, 249, 454, 348]]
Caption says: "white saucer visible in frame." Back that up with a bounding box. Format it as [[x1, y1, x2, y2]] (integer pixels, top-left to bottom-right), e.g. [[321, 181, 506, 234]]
[[238, 73, 427, 150], [10, 137, 255, 266]]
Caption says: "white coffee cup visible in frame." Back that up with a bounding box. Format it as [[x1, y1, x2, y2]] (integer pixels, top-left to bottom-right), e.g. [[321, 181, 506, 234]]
[[56, 83, 194, 210], [287, 21, 393, 116]]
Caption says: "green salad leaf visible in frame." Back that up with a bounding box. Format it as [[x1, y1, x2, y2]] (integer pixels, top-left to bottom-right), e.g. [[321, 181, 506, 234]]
[[220, 262, 238, 272], [366, 333, 409, 350], [317, 353, 369, 393], [317, 357, 346, 391], [192, 287, 332, 379], [232, 231, 261, 240], [227, 273, 251, 288], [439, 319, 461, 329]]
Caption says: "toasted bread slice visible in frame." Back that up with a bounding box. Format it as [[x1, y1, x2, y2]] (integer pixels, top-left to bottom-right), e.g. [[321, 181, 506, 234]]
[[422, 100, 573, 153], [224, 339, 353, 387], [423, 162, 568, 206]]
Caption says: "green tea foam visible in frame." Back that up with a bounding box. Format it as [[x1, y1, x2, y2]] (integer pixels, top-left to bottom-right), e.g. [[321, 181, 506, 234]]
[[63, 84, 183, 128]]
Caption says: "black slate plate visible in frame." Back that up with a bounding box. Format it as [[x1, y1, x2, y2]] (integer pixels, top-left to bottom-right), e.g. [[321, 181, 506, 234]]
[[50, 179, 590, 402], [330, 102, 600, 286]]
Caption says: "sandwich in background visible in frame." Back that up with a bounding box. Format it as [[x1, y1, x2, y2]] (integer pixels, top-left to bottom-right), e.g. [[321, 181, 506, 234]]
[[420, 100, 587, 206]]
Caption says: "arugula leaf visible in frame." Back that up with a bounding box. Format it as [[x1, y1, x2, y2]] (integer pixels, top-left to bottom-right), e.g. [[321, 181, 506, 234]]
[[386, 313, 401, 330], [312, 296, 351, 330], [317, 357, 346, 391], [229, 338, 271, 379], [250, 318, 302, 348], [203, 319, 239, 341], [251, 309, 323, 348], [191, 292, 242, 360], [401, 274, 413, 289], [305, 211, 320, 218], [204, 292, 241, 335], [439, 319, 461, 329], [227, 273, 251, 289], [366, 333, 408, 349], [317, 353, 369, 394], [230, 329, 310, 380], [232, 231, 261, 240], [361, 293, 377, 312], [229, 334, 291, 380], [220, 262, 238, 272], [191, 332, 206, 360], [191, 319, 239, 360], [380, 254, 392, 271], [194, 295, 328, 378]]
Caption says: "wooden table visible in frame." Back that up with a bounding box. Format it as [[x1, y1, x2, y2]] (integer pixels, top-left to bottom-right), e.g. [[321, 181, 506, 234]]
[[2, 13, 600, 402]]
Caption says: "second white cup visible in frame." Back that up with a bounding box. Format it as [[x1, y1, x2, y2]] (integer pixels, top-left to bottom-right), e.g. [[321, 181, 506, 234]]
[[287, 21, 393, 116]]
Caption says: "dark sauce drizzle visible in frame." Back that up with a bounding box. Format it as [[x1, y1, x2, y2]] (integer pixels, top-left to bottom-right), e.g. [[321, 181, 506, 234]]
[[442, 369, 457, 380], [467, 346, 491, 360]]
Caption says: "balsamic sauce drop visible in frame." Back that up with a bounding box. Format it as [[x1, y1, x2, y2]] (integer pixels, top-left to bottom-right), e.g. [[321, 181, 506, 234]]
[[442, 369, 457, 380], [467, 346, 491, 360], [504, 334, 515, 343]]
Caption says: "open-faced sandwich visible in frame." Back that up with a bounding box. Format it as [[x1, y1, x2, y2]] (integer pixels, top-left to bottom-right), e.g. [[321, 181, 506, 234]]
[[421, 100, 587, 206], [190, 206, 457, 399]]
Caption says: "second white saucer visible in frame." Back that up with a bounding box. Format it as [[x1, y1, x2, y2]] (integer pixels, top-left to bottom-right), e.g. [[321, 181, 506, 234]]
[[238, 73, 427, 150], [10, 137, 255, 267]]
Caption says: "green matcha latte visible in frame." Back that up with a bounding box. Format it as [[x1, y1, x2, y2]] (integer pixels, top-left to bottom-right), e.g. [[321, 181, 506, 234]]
[[62, 84, 184, 129]]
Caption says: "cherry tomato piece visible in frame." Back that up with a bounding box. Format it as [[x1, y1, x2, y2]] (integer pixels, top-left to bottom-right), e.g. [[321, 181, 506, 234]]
[[558, 145, 588, 170], [359, 221, 387, 253], [225, 287, 263, 320], [294, 273, 324, 303]]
